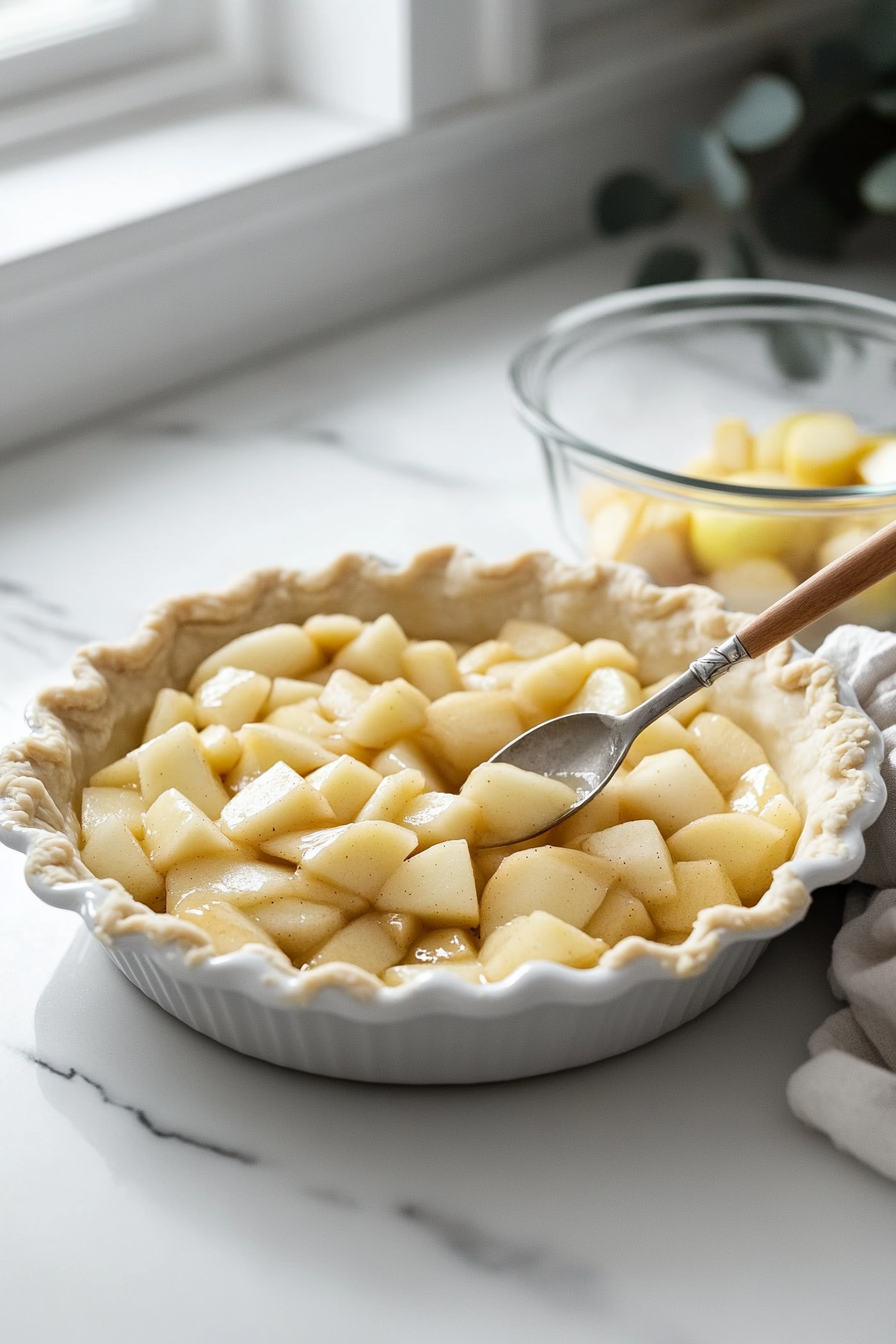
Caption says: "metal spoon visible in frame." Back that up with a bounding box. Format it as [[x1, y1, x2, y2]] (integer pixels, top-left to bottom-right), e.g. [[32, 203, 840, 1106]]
[[488, 515, 896, 844]]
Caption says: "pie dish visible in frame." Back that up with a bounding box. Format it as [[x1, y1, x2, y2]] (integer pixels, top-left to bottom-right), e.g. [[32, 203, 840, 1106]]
[[0, 548, 885, 1083]]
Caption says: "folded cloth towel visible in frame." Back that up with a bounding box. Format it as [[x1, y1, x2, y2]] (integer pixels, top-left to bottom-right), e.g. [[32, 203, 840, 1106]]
[[787, 624, 896, 1179]]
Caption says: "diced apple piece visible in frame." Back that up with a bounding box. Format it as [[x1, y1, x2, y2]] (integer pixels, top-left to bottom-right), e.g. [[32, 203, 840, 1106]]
[[581, 638, 639, 677], [264, 699, 334, 738], [167, 854, 303, 909], [245, 896, 344, 964], [480, 911, 603, 981], [81, 814, 165, 909], [197, 724, 241, 774], [458, 640, 519, 677], [310, 910, 419, 974], [584, 884, 654, 945], [424, 691, 525, 781], [318, 669, 374, 722], [142, 688, 197, 742], [88, 755, 140, 788], [580, 820, 677, 908], [566, 666, 641, 716], [332, 614, 409, 682], [266, 678, 324, 712], [654, 859, 742, 934], [548, 773, 626, 846], [356, 769, 426, 823], [618, 749, 726, 837], [460, 762, 577, 846], [757, 793, 801, 856], [286, 869, 370, 917], [858, 439, 896, 485], [143, 788, 239, 871], [472, 659, 533, 691], [690, 499, 796, 574], [472, 833, 544, 884], [712, 417, 753, 472], [512, 645, 588, 718], [625, 714, 692, 768], [306, 755, 382, 823], [375, 839, 479, 925], [373, 738, 445, 792], [666, 812, 788, 906], [133, 721, 230, 818], [401, 791, 483, 849], [225, 723, 338, 790], [783, 411, 862, 487], [383, 962, 484, 987], [688, 713, 767, 796], [189, 624, 323, 691], [219, 760, 336, 846], [404, 926, 479, 965], [728, 762, 783, 811], [622, 500, 696, 587], [480, 845, 614, 938], [80, 786, 145, 841], [343, 677, 430, 749], [708, 558, 796, 615], [174, 898, 281, 956], [498, 619, 572, 659], [588, 491, 644, 560], [400, 641, 463, 700], [193, 666, 271, 731], [754, 414, 802, 471], [303, 612, 363, 654], [297, 820, 417, 898]]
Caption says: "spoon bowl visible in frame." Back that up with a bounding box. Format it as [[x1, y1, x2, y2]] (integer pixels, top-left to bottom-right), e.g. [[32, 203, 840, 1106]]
[[489, 514, 896, 843]]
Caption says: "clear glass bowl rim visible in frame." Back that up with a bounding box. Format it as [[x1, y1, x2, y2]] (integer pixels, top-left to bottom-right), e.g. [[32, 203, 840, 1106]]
[[509, 278, 896, 511]]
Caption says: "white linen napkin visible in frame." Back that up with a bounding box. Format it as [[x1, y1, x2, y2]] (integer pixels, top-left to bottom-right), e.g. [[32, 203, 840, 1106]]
[[786, 625, 896, 1179]]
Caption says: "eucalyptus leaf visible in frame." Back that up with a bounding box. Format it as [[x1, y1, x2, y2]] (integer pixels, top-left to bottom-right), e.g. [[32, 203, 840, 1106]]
[[633, 244, 703, 287], [856, 0, 896, 72], [765, 323, 831, 382], [702, 130, 751, 209], [717, 74, 804, 151], [672, 125, 707, 186], [593, 172, 679, 235], [759, 179, 844, 259], [725, 227, 763, 279], [860, 149, 896, 208]]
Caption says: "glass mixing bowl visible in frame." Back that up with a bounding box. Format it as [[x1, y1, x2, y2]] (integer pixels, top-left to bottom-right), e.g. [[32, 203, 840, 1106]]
[[510, 279, 896, 643]]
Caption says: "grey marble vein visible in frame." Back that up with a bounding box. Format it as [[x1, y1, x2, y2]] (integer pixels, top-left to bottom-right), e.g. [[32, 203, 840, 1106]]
[[397, 1202, 603, 1311], [23, 1051, 259, 1165], [0, 577, 66, 615]]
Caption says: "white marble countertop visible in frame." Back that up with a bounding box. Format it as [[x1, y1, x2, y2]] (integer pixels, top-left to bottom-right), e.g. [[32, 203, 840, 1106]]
[[3, 240, 896, 1344]]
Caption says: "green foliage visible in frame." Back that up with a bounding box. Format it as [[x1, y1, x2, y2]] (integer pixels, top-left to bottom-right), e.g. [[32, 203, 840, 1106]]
[[860, 148, 896, 208], [633, 245, 702, 287], [592, 0, 896, 290], [592, 172, 678, 235], [759, 181, 845, 260], [717, 74, 804, 151]]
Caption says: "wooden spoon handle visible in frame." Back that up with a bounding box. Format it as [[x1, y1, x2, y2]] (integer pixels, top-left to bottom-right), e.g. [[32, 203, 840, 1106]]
[[737, 517, 896, 658]]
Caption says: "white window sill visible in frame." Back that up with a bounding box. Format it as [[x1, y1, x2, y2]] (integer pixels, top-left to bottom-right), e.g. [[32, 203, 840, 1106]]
[[0, 0, 847, 455], [0, 101, 387, 266]]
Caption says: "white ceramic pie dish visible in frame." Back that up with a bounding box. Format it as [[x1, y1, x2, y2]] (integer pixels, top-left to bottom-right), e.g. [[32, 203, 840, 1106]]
[[0, 548, 885, 1084]]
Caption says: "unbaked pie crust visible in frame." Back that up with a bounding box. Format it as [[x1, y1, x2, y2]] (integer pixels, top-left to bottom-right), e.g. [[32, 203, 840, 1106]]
[[0, 547, 878, 999]]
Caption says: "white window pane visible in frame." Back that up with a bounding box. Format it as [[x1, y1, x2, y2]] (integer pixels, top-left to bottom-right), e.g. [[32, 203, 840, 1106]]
[[0, 0, 148, 59]]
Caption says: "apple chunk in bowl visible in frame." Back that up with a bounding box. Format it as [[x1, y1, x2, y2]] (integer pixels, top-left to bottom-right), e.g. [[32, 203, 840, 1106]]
[[0, 548, 884, 1084]]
